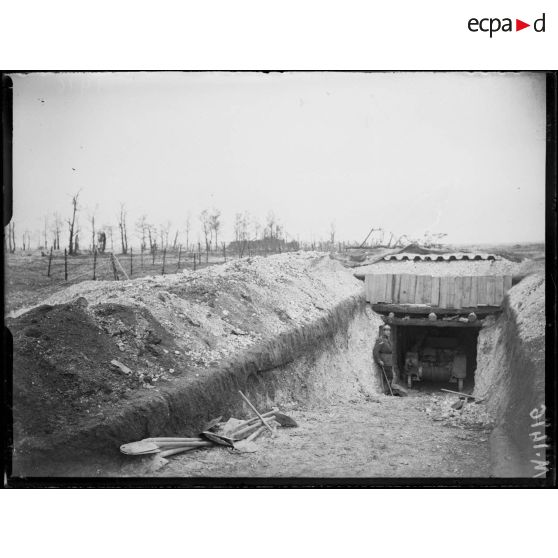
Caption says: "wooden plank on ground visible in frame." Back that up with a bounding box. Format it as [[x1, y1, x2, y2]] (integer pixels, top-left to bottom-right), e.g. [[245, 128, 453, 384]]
[[431, 276, 440, 307]]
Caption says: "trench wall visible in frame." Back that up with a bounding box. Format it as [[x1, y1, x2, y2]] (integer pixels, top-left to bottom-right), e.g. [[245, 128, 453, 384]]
[[14, 295, 383, 476], [475, 273, 546, 477]]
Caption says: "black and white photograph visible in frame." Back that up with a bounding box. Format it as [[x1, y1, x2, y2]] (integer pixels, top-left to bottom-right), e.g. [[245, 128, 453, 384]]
[[2, 71, 553, 484]]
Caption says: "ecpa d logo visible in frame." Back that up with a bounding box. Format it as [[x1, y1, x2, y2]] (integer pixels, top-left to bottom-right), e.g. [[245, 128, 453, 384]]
[[468, 13, 545, 37]]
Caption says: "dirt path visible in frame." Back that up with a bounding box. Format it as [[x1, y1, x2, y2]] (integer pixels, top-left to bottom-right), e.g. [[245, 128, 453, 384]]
[[152, 393, 492, 478]]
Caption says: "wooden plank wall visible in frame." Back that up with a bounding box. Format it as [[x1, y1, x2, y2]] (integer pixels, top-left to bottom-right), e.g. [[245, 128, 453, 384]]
[[365, 273, 512, 308]]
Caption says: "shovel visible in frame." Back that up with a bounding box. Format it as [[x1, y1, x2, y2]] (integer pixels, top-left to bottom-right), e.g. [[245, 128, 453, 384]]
[[238, 390, 274, 435], [120, 441, 162, 455], [380, 364, 394, 396], [201, 430, 236, 447]]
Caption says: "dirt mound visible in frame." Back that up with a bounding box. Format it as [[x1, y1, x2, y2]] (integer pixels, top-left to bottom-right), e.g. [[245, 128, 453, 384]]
[[8, 252, 378, 474], [475, 272, 545, 476]]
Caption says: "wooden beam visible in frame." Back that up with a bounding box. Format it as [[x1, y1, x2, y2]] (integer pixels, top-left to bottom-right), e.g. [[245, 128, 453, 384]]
[[371, 303, 500, 316], [386, 317, 483, 328], [392, 324, 399, 378]]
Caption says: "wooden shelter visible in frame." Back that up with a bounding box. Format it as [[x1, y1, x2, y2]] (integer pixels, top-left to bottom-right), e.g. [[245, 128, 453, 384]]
[[365, 272, 513, 390]]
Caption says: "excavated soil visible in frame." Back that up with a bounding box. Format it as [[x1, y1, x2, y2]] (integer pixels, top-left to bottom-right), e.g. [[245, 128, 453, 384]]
[[7, 249, 545, 479], [8, 252, 384, 475], [474, 272, 546, 477]]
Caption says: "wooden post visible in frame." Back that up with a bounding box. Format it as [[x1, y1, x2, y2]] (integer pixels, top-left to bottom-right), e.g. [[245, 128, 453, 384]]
[[129, 247, 133, 277], [177, 245, 182, 270], [193, 252, 197, 271], [162, 248, 166, 275], [140, 245, 144, 271], [47, 247, 53, 277], [152, 246, 156, 265], [110, 253, 120, 280], [93, 248, 97, 280], [114, 254, 129, 280], [64, 248, 68, 281], [206, 243, 209, 264]]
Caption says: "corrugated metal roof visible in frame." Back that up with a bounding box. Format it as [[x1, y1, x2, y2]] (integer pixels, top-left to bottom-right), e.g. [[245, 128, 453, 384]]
[[383, 253, 497, 262]]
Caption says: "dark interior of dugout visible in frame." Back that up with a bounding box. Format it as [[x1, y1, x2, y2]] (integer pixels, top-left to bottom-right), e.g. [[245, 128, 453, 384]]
[[391, 323, 480, 391]]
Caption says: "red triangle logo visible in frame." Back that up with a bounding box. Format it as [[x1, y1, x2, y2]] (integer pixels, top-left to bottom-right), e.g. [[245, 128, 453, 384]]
[[516, 19, 530, 31]]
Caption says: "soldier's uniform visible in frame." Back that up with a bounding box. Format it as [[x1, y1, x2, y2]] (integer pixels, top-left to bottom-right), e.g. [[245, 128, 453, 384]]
[[373, 334, 394, 394]]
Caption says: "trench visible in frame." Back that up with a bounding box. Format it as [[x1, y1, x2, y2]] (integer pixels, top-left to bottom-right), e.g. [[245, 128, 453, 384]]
[[13, 294, 385, 476], [474, 273, 546, 477], [13, 272, 544, 479]]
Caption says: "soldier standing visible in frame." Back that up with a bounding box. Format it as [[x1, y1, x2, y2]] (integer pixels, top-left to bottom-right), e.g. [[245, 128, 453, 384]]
[[373, 324, 396, 394]]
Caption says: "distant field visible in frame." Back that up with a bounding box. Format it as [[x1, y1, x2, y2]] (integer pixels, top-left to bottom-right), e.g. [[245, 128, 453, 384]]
[[4, 243, 545, 315], [452, 242, 545, 262], [4, 249, 227, 314]]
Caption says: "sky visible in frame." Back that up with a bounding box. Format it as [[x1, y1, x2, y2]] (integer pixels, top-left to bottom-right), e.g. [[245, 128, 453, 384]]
[[9, 71, 546, 248]]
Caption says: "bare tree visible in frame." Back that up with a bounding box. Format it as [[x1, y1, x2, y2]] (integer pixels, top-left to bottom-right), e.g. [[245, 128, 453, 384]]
[[67, 192, 80, 255], [329, 221, 336, 245], [97, 230, 107, 253], [51, 212, 62, 250], [117, 203, 128, 254], [265, 211, 280, 240], [146, 223, 157, 253], [135, 214, 149, 251], [233, 211, 251, 256], [89, 212, 96, 252], [184, 214, 191, 252], [209, 209, 221, 250], [159, 221, 171, 250], [43, 216, 49, 249], [22, 230, 31, 251], [7, 222, 16, 253], [252, 216, 261, 241], [104, 224, 115, 252], [234, 211, 250, 243], [199, 209, 211, 254]]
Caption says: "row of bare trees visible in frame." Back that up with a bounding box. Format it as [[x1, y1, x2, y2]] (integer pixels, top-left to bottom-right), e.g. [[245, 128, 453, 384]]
[[7, 203, 318, 257], [5, 188, 448, 255]]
